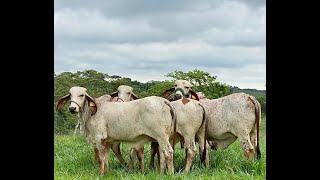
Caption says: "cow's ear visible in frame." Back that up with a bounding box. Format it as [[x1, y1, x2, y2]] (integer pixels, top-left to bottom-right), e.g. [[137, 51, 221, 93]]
[[86, 94, 97, 115], [162, 88, 175, 98], [130, 92, 139, 100], [189, 89, 199, 101], [110, 91, 118, 97], [57, 94, 70, 112]]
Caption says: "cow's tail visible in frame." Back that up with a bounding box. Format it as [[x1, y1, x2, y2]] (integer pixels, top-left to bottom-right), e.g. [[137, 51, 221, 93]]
[[198, 103, 208, 163], [249, 96, 261, 159], [164, 101, 177, 152]]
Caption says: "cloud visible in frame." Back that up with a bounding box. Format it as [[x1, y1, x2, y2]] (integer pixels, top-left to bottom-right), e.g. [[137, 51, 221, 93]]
[[54, 0, 266, 89], [54, 40, 264, 69]]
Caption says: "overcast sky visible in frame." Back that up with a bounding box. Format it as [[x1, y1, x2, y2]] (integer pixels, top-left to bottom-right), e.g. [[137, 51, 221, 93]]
[[54, 0, 266, 90]]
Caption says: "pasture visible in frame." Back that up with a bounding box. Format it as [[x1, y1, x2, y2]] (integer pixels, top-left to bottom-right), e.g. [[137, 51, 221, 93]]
[[54, 117, 266, 179]]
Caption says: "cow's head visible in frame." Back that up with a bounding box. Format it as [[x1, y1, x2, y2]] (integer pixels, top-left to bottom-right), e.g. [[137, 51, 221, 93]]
[[110, 85, 139, 102], [162, 80, 199, 101], [56, 86, 97, 115]]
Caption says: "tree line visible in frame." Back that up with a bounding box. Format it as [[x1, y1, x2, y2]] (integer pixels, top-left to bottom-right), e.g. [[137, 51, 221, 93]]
[[54, 69, 266, 134]]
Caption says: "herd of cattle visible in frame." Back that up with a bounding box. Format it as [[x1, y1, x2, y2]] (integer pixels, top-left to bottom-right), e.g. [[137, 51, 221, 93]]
[[57, 80, 261, 175]]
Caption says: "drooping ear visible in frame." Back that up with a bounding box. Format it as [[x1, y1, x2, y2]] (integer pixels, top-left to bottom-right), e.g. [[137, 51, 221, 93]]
[[86, 94, 97, 116], [162, 88, 175, 98], [130, 92, 139, 100], [57, 94, 70, 112], [110, 91, 118, 98], [189, 89, 200, 101]]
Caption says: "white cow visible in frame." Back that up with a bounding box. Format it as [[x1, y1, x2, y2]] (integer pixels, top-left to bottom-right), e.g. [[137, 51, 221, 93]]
[[197, 91, 261, 160], [71, 85, 138, 166], [147, 80, 210, 170], [103, 85, 139, 166], [57, 87, 177, 175], [162, 80, 201, 148], [148, 98, 208, 172], [163, 80, 261, 162]]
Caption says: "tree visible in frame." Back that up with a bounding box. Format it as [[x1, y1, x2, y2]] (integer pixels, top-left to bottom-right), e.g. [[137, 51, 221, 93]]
[[142, 81, 174, 97], [166, 69, 216, 86]]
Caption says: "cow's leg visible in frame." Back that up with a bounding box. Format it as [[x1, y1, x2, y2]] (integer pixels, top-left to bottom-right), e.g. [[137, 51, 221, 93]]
[[94, 146, 99, 161], [97, 139, 111, 175], [103, 144, 111, 174], [79, 121, 84, 135], [128, 138, 150, 173], [208, 141, 218, 150], [137, 146, 145, 173], [150, 142, 161, 171], [158, 140, 174, 175], [111, 142, 127, 165], [149, 142, 157, 169], [129, 148, 137, 170], [96, 143, 105, 174], [180, 139, 185, 148], [195, 131, 209, 167], [238, 134, 255, 160], [158, 149, 166, 175], [184, 138, 196, 173], [156, 143, 160, 171], [74, 120, 80, 134]]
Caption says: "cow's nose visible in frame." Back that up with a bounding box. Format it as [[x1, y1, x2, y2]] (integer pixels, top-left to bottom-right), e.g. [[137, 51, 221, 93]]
[[174, 94, 182, 99], [69, 107, 76, 112]]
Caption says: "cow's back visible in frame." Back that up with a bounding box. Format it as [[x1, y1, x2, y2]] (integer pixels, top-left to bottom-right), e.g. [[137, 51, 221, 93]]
[[171, 99, 204, 136], [92, 96, 173, 141]]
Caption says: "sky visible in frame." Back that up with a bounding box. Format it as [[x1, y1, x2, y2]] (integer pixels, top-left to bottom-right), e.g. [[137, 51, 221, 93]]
[[54, 0, 266, 90]]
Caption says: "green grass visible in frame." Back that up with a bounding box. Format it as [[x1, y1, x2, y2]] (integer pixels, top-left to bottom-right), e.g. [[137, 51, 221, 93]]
[[54, 118, 266, 179]]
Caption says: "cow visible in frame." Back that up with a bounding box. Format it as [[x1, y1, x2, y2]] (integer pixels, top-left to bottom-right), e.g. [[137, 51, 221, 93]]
[[57, 87, 177, 175], [197, 91, 262, 159]]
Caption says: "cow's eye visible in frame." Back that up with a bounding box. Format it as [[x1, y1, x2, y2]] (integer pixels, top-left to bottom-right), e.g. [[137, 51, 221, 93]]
[[185, 86, 190, 89], [174, 84, 177, 87], [79, 94, 84, 97]]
